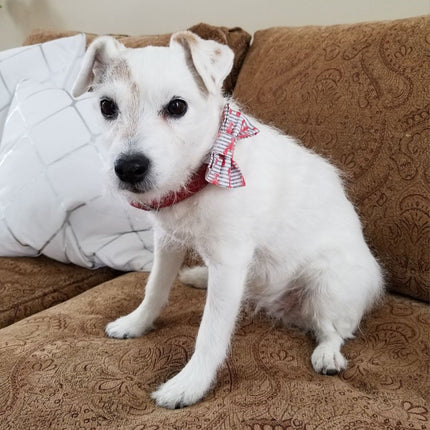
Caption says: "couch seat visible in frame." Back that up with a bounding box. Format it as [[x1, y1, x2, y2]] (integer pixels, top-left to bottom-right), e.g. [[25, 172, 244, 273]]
[[0, 272, 428, 429], [0, 256, 118, 329]]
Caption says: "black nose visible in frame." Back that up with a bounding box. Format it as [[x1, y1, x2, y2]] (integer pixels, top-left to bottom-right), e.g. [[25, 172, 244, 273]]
[[114, 153, 150, 184]]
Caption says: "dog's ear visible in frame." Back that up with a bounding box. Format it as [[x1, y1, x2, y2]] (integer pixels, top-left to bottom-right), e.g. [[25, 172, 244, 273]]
[[170, 31, 234, 95], [72, 36, 124, 97]]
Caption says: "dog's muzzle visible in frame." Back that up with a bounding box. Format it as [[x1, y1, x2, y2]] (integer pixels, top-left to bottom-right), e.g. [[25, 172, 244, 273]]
[[114, 153, 150, 188]]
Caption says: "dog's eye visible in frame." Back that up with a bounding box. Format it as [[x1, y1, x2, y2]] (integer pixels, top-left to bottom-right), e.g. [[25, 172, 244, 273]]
[[100, 98, 119, 120], [166, 98, 187, 118]]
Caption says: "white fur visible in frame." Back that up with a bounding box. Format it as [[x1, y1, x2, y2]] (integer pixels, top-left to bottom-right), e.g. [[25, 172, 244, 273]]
[[179, 266, 208, 290], [74, 31, 384, 409]]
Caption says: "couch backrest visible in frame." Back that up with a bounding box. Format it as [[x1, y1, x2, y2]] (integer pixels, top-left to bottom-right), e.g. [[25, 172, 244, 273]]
[[234, 16, 429, 302]]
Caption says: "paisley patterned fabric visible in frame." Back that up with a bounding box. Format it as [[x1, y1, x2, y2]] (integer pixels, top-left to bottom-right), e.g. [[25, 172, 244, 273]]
[[0, 273, 428, 429], [0, 256, 118, 328], [234, 16, 430, 302]]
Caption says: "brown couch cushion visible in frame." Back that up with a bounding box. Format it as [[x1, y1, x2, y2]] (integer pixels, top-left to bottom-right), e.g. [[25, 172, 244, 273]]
[[23, 23, 252, 95], [233, 16, 430, 302], [0, 273, 428, 428], [0, 256, 118, 328]]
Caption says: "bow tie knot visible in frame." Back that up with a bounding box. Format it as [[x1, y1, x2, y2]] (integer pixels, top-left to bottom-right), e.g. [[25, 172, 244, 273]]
[[205, 104, 259, 188]]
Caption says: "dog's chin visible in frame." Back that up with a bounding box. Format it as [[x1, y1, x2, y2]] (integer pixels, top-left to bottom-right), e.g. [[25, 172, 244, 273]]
[[118, 183, 146, 194], [117, 177, 153, 193], [116, 179, 155, 202], [117, 179, 175, 207]]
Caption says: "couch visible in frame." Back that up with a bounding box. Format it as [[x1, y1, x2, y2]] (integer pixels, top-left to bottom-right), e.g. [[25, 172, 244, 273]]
[[0, 16, 428, 430]]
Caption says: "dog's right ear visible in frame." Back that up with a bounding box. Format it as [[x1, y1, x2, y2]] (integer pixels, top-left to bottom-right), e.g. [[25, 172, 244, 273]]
[[72, 36, 124, 97]]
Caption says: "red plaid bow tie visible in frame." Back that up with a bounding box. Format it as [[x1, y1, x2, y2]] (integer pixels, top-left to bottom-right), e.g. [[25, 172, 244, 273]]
[[206, 104, 259, 188], [131, 104, 259, 211]]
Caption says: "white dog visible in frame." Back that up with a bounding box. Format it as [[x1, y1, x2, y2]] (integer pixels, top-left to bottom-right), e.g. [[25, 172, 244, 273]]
[[73, 31, 383, 409]]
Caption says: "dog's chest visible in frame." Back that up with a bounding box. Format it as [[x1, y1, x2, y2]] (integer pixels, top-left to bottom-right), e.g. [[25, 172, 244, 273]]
[[154, 204, 204, 247]]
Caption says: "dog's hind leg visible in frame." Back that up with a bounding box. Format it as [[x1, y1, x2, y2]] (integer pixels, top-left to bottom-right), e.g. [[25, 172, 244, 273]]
[[311, 321, 348, 375], [301, 261, 366, 375], [105, 231, 186, 339], [310, 259, 382, 375]]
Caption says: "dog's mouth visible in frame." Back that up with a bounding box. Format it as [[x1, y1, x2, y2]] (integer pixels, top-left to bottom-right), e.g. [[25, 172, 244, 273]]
[[117, 179, 153, 194]]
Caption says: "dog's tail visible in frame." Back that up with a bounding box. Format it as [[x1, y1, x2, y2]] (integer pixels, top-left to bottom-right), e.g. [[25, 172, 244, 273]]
[[179, 266, 208, 289]]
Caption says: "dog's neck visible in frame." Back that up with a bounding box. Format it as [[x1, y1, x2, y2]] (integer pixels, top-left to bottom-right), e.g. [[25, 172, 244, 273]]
[[130, 104, 259, 211]]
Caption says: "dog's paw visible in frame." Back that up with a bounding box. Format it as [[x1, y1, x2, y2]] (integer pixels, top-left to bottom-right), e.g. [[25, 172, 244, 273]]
[[105, 313, 151, 339], [179, 266, 208, 289], [311, 344, 347, 375], [151, 370, 211, 409]]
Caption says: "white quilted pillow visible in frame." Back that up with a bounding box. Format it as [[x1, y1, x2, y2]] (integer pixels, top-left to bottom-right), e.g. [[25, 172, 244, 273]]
[[0, 78, 153, 271], [0, 34, 85, 139]]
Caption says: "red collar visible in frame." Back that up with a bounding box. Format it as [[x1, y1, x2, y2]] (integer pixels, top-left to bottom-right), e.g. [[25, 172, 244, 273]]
[[130, 164, 209, 211]]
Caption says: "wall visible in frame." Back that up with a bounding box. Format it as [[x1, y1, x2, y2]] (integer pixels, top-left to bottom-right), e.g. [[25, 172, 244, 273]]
[[0, 0, 428, 50]]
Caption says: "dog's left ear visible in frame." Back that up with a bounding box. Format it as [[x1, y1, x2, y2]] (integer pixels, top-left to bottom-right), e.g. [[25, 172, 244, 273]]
[[72, 36, 124, 97], [171, 31, 234, 95]]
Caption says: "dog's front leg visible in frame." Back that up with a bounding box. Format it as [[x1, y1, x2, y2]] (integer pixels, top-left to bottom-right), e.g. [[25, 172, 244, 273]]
[[105, 230, 186, 339], [152, 248, 252, 409]]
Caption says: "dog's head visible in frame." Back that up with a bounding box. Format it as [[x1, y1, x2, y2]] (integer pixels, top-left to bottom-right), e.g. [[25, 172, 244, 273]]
[[73, 32, 234, 202]]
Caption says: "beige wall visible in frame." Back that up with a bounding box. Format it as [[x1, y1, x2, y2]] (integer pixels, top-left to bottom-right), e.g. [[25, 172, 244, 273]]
[[0, 0, 428, 50]]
